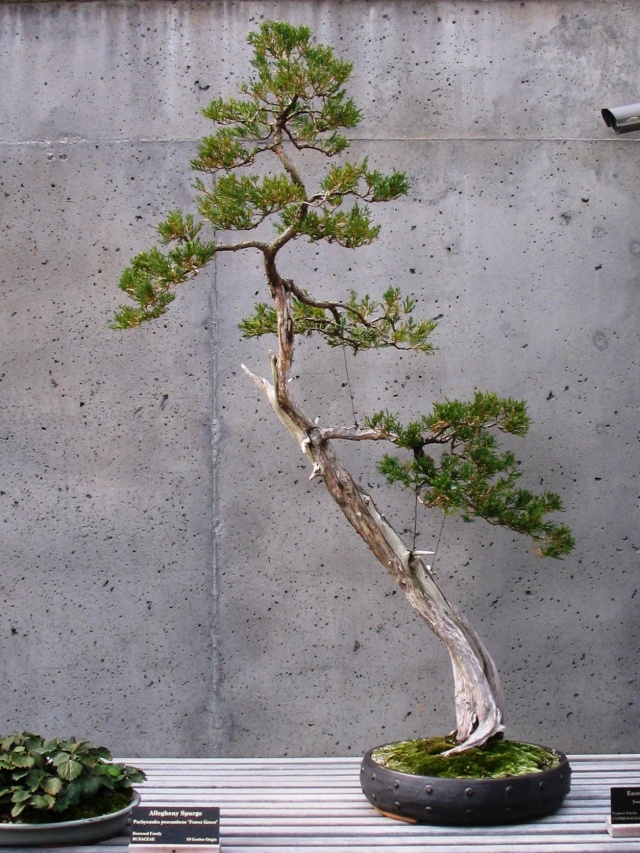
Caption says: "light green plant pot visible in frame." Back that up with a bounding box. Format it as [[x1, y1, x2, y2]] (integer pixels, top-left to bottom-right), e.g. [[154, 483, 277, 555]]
[[0, 790, 140, 847]]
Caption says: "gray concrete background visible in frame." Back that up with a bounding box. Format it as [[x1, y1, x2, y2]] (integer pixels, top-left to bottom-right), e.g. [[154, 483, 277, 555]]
[[0, 1, 638, 758]]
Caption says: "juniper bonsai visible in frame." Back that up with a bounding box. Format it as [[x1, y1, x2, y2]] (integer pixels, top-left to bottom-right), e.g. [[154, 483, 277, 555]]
[[113, 21, 574, 754]]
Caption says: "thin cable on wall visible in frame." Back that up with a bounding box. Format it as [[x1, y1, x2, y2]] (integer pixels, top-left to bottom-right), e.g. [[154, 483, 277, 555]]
[[341, 343, 445, 574], [413, 488, 446, 575], [341, 343, 358, 428]]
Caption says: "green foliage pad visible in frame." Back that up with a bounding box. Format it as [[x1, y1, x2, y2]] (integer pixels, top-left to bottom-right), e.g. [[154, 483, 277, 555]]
[[372, 737, 562, 779], [369, 392, 574, 558]]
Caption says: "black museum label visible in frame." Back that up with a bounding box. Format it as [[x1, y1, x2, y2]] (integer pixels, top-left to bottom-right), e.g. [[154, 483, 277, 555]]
[[130, 805, 220, 850], [611, 788, 640, 824]]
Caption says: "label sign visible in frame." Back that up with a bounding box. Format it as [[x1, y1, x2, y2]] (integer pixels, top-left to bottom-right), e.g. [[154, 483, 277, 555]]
[[130, 805, 220, 851], [611, 788, 640, 824]]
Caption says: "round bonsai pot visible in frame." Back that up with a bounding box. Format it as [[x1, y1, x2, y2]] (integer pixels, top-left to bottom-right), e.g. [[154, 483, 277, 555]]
[[0, 790, 140, 847], [360, 745, 571, 825]]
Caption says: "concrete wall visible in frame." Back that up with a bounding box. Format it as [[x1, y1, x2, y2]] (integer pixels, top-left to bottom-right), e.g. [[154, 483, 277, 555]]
[[1, 0, 638, 758]]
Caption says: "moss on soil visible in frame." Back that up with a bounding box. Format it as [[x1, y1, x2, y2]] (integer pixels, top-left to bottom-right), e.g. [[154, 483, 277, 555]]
[[372, 736, 562, 779], [1, 790, 133, 825]]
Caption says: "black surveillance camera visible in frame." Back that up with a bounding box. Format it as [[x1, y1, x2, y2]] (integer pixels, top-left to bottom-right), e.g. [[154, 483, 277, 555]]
[[601, 103, 640, 134]]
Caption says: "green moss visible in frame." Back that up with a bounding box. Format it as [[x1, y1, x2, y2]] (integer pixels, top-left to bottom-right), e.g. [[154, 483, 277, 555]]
[[372, 737, 562, 779], [1, 790, 133, 825]]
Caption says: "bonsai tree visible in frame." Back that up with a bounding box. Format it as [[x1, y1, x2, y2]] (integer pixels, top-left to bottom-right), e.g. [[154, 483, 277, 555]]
[[113, 21, 573, 756]]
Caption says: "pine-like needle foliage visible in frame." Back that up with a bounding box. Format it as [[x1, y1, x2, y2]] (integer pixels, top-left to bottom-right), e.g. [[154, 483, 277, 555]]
[[114, 20, 573, 564], [239, 287, 437, 354], [112, 21, 413, 336], [368, 393, 574, 558]]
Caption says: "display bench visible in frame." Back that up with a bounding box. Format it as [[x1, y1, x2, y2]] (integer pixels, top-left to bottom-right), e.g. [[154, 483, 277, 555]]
[[6, 754, 640, 853]]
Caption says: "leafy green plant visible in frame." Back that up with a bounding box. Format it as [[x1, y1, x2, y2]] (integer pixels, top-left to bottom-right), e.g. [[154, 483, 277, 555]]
[[114, 21, 574, 755], [0, 732, 145, 822]]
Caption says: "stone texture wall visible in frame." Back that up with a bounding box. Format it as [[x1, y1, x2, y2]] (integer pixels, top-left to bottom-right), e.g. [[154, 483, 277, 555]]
[[1, 0, 638, 757]]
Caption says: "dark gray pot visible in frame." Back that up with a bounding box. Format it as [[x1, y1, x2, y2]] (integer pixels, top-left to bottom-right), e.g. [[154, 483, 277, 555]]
[[361, 745, 571, 825], [0, 790, 140, 847]]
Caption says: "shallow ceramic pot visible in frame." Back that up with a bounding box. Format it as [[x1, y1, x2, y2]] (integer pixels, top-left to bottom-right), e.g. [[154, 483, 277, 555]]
[[361, 745, 571, 825], [0, 790, 140, 847]]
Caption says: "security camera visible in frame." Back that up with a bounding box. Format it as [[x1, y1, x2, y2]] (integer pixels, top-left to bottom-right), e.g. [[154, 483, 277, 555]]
[[601, 103, 640, 134]]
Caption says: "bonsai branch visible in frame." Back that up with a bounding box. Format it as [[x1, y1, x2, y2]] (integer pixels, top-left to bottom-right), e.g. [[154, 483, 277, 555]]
[[241, 351, 505, 752], [241, 357, 316, 471], [314, 425, 390, 442]]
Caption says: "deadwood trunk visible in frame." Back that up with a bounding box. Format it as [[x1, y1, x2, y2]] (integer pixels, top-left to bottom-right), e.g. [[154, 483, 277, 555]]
[[243, 280, 505, 753]]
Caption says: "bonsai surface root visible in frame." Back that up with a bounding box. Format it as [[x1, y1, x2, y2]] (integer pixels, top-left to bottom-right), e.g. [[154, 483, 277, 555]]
[[372, 737, 562, 779], [0, 790, 133, 825]]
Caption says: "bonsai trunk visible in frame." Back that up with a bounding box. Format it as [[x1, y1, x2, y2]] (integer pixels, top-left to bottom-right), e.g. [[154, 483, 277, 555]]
[[242, 279, 505, 753], [312, 439, 506, 753]]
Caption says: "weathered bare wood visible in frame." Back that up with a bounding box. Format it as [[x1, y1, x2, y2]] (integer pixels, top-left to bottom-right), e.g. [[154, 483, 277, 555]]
[[243, 277, 505, 751]]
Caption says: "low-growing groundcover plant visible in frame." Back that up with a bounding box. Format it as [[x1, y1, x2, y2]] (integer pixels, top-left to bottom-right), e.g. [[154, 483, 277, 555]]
[[113, 21, 574, 762], [0, 732, 145, 823]]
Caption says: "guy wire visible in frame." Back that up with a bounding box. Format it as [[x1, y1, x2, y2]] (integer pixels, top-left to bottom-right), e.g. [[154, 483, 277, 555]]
[[432, 512, 446, 573], [342, 343, 358, 427], [413, 488, 446, 573]]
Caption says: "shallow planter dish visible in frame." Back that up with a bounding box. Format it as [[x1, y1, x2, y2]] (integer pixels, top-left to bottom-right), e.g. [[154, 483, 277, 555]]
[[361, 745, 571, 825], [0, 790, 140, 847]]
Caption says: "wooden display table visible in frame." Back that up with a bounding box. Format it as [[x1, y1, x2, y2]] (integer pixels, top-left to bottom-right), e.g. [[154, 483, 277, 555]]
[[5, 755, 639, 852]]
